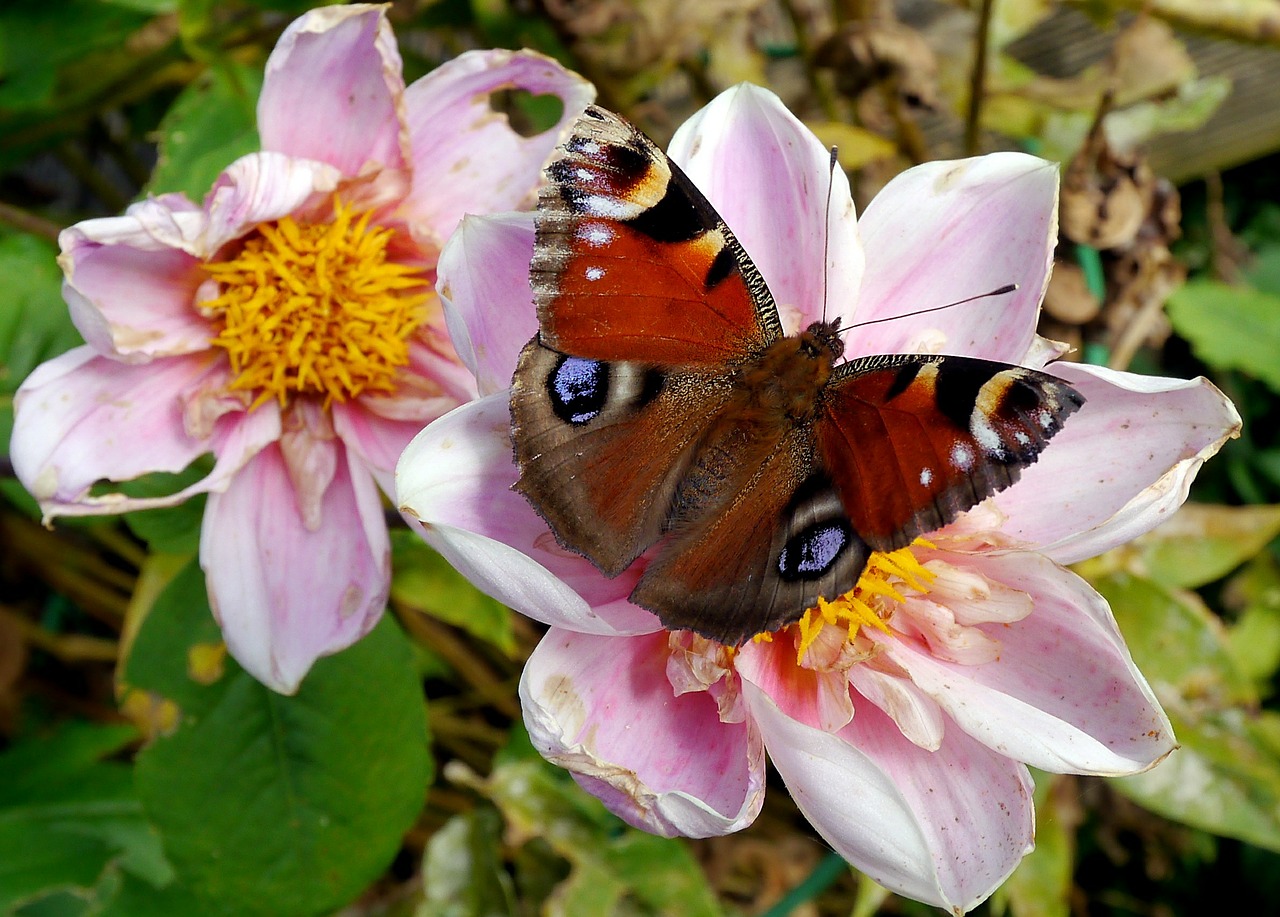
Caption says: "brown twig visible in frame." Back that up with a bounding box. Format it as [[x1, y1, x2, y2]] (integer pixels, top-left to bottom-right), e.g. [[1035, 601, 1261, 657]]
[[964, 0, 996, 156]]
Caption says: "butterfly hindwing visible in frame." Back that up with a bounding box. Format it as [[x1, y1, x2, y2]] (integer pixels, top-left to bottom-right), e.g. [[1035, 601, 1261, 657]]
[[632, 425, 872, 641], [817, 354, 1085, 553], [511, 337, 738, 576], [531, 105, 781, 366]]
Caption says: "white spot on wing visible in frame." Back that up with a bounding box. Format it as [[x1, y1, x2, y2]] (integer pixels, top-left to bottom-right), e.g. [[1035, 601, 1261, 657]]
[[585, 266, 605, 281], [579, 223, 614, 246], [970, 409, 1004, 456], [920, 467, 933, 487], [580, 194, 644, 219], [951, 443, 974, 471]]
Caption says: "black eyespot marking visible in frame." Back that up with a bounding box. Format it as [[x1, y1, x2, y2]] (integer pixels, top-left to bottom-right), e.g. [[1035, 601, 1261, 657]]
[[778, 521, 853, 581], [549, 356, 609, 425], [884, 362, 922, 402], [704, 245, 738, 290]]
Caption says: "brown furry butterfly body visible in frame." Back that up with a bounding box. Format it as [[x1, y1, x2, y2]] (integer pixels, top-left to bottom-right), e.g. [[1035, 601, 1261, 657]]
[[510, 105, 1083, 644]]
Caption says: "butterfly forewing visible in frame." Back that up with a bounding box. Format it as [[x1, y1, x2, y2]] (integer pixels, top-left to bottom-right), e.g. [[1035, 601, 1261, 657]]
[[817, 354, 1085, 552], [532, 105, 781, 366]]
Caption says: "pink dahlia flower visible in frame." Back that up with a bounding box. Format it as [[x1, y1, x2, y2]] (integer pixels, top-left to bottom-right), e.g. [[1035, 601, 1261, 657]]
[[395, 84, 1239, 912], [10, 4, 593, 693]]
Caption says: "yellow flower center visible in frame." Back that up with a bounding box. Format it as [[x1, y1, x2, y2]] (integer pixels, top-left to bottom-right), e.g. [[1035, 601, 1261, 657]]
[[201, 198, 429, 409], [765, 540, 935, 664]]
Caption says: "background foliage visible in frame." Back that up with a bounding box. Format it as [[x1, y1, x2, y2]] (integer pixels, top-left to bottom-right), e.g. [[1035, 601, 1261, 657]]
[[3, 0, 1280, 914]]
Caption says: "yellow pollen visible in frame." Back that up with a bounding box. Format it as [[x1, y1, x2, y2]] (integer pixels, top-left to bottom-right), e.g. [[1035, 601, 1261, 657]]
[[784, 539, 936, 664], [201, 198, 429, 409]]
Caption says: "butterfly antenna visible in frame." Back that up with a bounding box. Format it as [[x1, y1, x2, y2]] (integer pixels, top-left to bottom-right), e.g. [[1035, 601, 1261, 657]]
[[844, 284, 1019, 331], [822, 146, 838, 325]]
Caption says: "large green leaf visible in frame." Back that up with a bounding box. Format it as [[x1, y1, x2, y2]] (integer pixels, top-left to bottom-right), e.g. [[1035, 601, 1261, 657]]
[[148, 62, 262, 200], [0, 722, 168, 913], [130, 561, 432, 917], [1166, 279, 1280, 393]]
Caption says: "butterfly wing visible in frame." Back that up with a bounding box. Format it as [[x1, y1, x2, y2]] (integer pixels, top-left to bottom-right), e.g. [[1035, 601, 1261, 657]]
[[530, 104, 782, 365], [630, 354, 1083, 644], [511, 341, 736, 575], [631, 425, 872, 641], [817, 354, 1085, 553], [514, 104, 783, 574]]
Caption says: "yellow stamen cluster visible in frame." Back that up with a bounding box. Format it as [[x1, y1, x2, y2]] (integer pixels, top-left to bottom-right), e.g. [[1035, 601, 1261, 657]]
[[787, 540, 936, 664], [201, 198, 428, 409]]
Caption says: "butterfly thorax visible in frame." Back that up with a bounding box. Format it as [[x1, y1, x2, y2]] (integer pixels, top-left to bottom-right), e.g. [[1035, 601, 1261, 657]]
[[732, 320, 845, 425]]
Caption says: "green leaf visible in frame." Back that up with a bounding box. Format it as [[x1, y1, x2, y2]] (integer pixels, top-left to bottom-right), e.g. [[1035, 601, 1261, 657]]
[[1092, 571, 1256, 706], [119, 462, 214, 555], [1133, 503, 1280, 589], [1225, 554, 1280, 687], [1115, 707, 1280, 853], [132, 561, 432, 917], [453, 756, 723, 917], [419, 808, 516, 917], [0, 722, 168, 913], [391, 530, 516, 655], [1166, 279, 1280, 393], [149, 62, 262, 200], [0, 0, 152, 111]]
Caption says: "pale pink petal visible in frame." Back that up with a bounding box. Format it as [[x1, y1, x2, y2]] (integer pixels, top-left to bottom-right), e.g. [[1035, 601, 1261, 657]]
[[847, 665, 946, 751], [734, 639, 854, 733], [59, 226, 210, 360], [58, 194, 207, 259], [668, 83, 863, 334], [851, 153, 1058, 364], [202, 440, 389, 694], [332, 399, 432, 494], [258, 5, 407, 177], [522, 629, 764, 837], [11, 348, 278, 519], [436, 213, 538, 396], [992, 364, 1241, 563], [881, 551, 1174, 775], [202, 152, 343, 253], [399, 49, 594, 246], [747, 681, 1033, 914], [396, 394, 659, 635]]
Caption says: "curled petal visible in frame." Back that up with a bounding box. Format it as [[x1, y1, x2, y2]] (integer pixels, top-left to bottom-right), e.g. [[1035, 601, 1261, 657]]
[[882, 551, 1174, 775], [400, 49, 595, 246], [522, 629, 765, 837], [11, 348, 279, 519], [395, 394, 659, 635], [848, 664, 946, 751], [202, 441, 389, 694], [258, 4, 408, 177], [992, 364, 1242, 563], [436, 213, 539, 395], [852, 153, 1058, 363], [668, 83, 863, 333], [734, 638, 854, 733], [58, 197, 211, 359], [202, 152, 343, 253], [747, 681, 1033, 914]]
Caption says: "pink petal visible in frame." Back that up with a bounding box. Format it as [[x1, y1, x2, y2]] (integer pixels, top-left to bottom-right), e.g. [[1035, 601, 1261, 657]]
[[357, 329, 478, 424], [201, 440, 390, 694], [333, 399, 433, 493], [992, 364, 1242, 563], [746, 681, 1033, 913], [202, 152, 343, 254], [58, 201, 212, 359], [395, 394, 658, 635], [257, 5, 407, 177], [436, 213, 538, 396], [882, 550, 1174, 775], [734, 638, 854, 733], [11, 347, 279, 518], [399, 49, 595, 246], [667, 83, 864, 334], [851, 153, 1058, 364], [521, 629, 764, 837]]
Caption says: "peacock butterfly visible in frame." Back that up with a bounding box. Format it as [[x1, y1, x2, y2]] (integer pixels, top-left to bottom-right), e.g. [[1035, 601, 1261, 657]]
[[510, 104, 1083, 643]]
